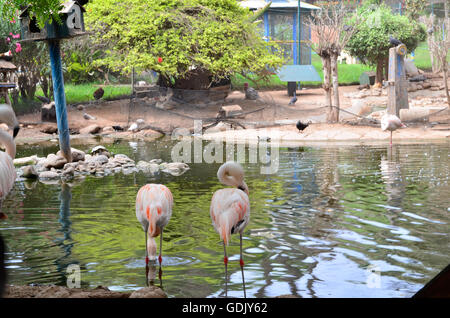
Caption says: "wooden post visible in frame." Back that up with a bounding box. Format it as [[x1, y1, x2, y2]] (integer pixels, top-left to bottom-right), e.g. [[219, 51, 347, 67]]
[[387, 44, 409, 116]]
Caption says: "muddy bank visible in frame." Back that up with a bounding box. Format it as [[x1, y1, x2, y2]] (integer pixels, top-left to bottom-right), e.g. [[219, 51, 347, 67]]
[[3, 284, 166, 298]]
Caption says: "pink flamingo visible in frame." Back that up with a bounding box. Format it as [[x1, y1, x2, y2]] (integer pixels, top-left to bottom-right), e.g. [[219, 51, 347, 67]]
[[210, 161, 250, 297], [136, 184, 173, 266], [381, 113, 406, 147], [0, 129, 16, 216]]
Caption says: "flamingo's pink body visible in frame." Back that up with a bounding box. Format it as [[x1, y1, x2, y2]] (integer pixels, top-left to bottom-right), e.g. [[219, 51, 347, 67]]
[[0, 130, 16, 212], [136, 184, 173, 264], [210, 161, 250, 297], [381, 113, 406, 146]]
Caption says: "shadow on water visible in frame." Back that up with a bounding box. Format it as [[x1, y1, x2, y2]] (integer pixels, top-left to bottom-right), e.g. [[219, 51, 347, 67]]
[[0, 139, 449, 297]]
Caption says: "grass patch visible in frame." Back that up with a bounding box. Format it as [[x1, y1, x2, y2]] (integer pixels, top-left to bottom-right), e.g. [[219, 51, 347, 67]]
[[35, 84, 132, 105]]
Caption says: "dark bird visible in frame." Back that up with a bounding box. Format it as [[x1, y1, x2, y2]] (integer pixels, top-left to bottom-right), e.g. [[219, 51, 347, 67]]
[[0, 51, 12, 62], [389, 35, 402, 47], [93, 87, 104, 100], [288, 92, 297, 106], [35, 95, 51, 104], [343, 24, 353, 32], [112, 125, 124, 131], [244, 82, 259, 100], [296, 120, 309, 132]]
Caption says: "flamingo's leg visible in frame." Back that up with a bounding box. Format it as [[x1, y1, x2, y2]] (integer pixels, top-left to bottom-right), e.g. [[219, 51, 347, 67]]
[[223, 241, 228, 298], [240, 233, 246, 298], [159, 228, 163, 265], [145, 229, 149, 265]]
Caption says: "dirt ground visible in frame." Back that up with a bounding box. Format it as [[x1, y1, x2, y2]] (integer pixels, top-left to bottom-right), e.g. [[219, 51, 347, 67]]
[[12, 82, 450, 147]]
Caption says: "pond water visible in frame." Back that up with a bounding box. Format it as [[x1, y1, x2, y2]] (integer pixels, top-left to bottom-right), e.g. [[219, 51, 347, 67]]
[[1, 139, 449, 298]]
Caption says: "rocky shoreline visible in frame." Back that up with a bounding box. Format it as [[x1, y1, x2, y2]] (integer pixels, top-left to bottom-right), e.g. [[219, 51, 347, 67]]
[[14, 145, 190, 184]]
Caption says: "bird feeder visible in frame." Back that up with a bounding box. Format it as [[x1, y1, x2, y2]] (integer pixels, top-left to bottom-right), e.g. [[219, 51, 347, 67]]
[[0, 59, 17, 106], [19, 1, 87, 162], [19, 1, 86, 42]]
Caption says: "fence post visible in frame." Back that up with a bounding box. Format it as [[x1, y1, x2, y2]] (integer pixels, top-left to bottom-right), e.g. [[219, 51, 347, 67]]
[[387, 44, 409, 116]]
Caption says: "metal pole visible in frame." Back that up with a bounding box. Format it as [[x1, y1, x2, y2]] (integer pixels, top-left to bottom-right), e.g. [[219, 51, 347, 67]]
[[298, 0, 301, 65], [48, 40, 72, 162]]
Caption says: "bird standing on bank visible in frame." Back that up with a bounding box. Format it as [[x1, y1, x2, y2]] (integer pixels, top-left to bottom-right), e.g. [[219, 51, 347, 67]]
[[288, 92, 297, 106], [296, 120, 309, 132], [93, 87, 104, 100], [381, 113, 406, 147], [244, 82, 259, 100], [136, 184, 173, 267], [210, 161, 250, 297]]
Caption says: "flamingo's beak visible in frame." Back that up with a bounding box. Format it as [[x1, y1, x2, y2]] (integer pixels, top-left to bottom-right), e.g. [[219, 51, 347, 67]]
[[13, 126, 20, 138]]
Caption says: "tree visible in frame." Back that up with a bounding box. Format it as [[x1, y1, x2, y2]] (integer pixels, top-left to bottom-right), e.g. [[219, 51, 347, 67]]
[[425, 16, 450, 105], [84, 0, 284, 90], [0, 15, 49, 104], [345, 4, 426, 85], [305, 4, 361, 123]]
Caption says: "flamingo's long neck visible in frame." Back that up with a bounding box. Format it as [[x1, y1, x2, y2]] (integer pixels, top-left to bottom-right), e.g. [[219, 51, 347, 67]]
[[0, 130, 15, 159]]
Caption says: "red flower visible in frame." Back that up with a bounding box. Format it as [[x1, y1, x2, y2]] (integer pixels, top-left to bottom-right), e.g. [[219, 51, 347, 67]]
[[158, 57, 163, 63], [15, 42, 22, 53]]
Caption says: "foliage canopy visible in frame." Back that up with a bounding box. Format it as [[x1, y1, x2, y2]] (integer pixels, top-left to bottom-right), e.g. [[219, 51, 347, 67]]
[[345, 4, 426, 68], [85, 0, 284, 88]]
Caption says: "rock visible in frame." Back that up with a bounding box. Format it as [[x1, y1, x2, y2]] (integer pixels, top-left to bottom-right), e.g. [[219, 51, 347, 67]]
[[76, 105, 84, 111], [14, 156, 38, 167], [102, 126, 114, 134], [422, 82, 432, 89], [112, 154, 134, 164], [404, 59, 420, 77], [409, 74, 427, 82], [83, 112, 96, 120], [93, 154, 109, 164], [44, 154, 67, 169], [160, 162, 190, 176], [136, 161, 160, 174], [129, 286, 166, 298], [40, 124, 58, 134], [217, 105, 244, 118], [41, 102, 56, 122], [80, 124, 101, 135], [39, 171, 60, 180], [358, 84, 370, 90], [62, 165, 75, 177], [21, 165, 38, 179], [57, 148, 85, 162]]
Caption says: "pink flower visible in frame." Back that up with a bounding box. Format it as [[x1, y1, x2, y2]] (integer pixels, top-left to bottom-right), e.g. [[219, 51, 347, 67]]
[[15, 42, 22, 53], [9, 32, 13, 36], [10, 18, 16, 23], [6, 37, 10, 43], [12, 33, 20, 39]]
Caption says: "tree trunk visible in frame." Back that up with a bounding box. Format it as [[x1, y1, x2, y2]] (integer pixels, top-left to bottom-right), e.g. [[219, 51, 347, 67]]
[[443, 60, 450, 106], [330, 53, 340, 123], [376, 58, 384, 84], [321, 56, 333, 122]]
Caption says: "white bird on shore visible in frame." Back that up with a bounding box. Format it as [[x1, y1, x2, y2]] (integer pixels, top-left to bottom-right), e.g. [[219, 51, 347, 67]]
[[381, 113, 406, 147], [0, 129, 16, 215], [210, 161, 250, 297], [0, 104, 20, 138]]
